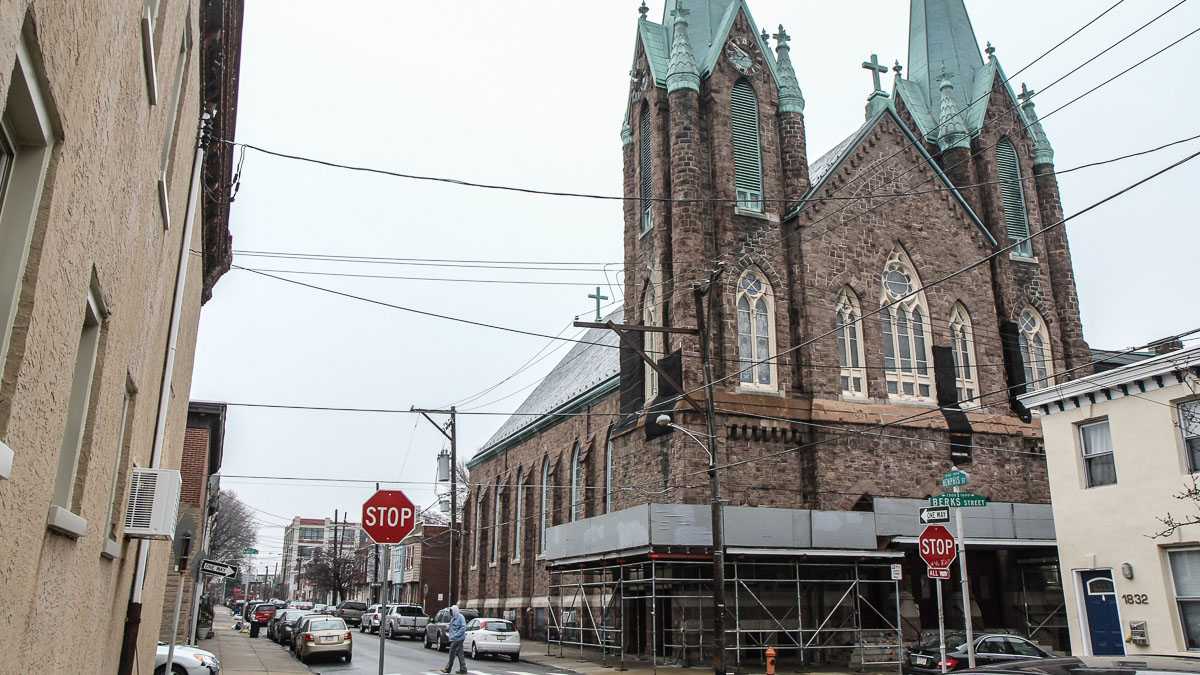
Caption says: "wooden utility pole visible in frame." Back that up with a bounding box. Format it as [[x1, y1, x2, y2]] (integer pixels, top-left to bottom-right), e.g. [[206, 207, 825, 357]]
[[412, 406, 458, 605]]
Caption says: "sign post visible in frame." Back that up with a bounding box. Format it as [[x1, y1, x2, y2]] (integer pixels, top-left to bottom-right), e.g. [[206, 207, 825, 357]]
[[363, 489, 417, 675], [919, 524, 957, 675], [939, 468, 977, 669]]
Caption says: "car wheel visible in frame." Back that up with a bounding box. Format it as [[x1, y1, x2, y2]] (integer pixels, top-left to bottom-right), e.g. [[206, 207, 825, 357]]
[[512, 654, 520, 662], [345, 651, 353, 663], [471, 642, 479, 659]]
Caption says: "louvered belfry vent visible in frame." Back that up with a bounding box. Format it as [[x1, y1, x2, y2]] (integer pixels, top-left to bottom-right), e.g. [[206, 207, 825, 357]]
[[122, 467, 182, 540], [996, 138, 1032, 256], [731, 79, 763, 212], [639, 107, 653, 231]]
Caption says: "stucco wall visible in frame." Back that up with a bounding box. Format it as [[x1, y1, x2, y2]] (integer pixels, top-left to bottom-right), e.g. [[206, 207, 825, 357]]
[[1039, 376, 1200, 656]]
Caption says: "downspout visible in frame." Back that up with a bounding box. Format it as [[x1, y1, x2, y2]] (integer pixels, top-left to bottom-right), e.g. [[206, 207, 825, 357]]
[[117, 111, 212, 675]]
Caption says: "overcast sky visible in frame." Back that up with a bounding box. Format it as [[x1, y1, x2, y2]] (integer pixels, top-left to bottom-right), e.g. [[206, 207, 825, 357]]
[[191, 0, 1200, 570]]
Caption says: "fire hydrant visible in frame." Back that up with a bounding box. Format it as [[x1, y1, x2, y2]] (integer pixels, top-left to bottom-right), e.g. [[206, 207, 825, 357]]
[[766, 646, 777, 675]]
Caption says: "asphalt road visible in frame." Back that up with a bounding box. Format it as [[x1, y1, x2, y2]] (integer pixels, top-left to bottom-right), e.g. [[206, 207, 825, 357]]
[[265, 627, 575, 675]]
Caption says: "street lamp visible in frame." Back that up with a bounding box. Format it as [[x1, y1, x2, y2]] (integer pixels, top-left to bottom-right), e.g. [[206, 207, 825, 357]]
[[656, 413, 727, 675]]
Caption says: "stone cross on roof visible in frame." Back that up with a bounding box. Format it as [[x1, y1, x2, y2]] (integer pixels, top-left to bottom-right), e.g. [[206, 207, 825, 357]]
[[773, 25, 790, 46], [1019, 82, 1035, 102], [587, 287, 609, 321], [862, 53, 888, 93]]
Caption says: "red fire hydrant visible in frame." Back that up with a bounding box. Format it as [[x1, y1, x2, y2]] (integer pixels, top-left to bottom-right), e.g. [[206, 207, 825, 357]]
[[766, 646, 777, 675]]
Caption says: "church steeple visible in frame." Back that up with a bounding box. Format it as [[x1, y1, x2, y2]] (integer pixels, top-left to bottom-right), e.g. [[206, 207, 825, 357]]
[[936, 74, 969, 151], [774, 25, 804, 114], [666, 1, 700, 93], [907, 0, 984, 111]]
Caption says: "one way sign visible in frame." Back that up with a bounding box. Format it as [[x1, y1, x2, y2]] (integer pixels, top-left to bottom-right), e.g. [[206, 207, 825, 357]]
[[199, 559, 236, 578], [919, 506, 951, 525]]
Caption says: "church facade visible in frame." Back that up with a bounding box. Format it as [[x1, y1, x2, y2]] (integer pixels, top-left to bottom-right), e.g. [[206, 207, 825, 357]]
[[462, 0, 1090, 666]]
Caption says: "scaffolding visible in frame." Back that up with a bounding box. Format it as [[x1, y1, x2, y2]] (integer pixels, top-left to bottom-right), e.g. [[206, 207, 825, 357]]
[[548, 557, 904, 671]]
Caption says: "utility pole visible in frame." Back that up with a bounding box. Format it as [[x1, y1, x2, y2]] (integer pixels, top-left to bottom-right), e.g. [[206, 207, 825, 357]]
[[413, 406, 457, 605], [333, 509, 340, 606], [374, 482, 382, 605]]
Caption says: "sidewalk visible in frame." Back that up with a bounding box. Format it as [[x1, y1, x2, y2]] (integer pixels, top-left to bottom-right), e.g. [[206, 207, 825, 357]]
[[201, 606, 310, 674], [518, 640, 897, 675]]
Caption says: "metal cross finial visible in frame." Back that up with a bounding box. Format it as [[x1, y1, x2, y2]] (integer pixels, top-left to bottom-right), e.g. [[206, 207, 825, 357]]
[[670, 0, 689, 20], [638, 0, 648, 19], [588, 287, 609, 321], [893, 59, 903, 78], [862, 53, 888, 93], [1019, 82, 1035, 103], [985, 41, 996, 61], [773, 25, 790, 47]]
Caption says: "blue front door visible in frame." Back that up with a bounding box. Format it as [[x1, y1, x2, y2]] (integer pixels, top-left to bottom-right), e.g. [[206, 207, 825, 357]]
[[1080, 570, 1124, 656]]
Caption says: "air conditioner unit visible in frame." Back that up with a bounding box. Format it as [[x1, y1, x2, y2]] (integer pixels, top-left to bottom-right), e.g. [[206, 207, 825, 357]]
[[123, 467, 182, 540]]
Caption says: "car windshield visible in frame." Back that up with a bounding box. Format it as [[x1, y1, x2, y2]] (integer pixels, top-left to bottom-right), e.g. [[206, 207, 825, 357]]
[[399, 606, 424, 616], [342, 602, 367, 610], [481, 620, 513, 632], [308, 618, 346, 631]]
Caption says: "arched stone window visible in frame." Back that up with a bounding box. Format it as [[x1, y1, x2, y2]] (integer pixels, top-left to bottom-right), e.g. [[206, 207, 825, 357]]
[[490, 479, 501, 564], [604, 437, 614, 513], [539, 459, 549, 554], [880, 250, 935, 401], [639, 106, 653, 231], [731, 79, 763, 211], [996, 137, 1032, 256], [835, 288, 866, 397], [569, 442, 581, 522], [512, 467, 523, 563], [643, 285, 661, 401], [949, 303, 980, 404], [736, 268, 776, 389], [473, 490, 484, 568], [1018, 307, 1054, 391]]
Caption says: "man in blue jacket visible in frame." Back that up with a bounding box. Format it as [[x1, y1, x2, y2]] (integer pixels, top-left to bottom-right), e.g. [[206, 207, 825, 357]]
[[442, 605, 467, 674]]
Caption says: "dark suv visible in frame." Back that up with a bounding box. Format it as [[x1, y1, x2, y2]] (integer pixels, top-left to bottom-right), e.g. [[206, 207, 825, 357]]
[[424, 607, 479, 651], [335, 600, 368, 627]]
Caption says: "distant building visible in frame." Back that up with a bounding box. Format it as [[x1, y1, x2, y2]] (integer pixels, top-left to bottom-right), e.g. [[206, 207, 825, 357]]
[[389, 521, 450, 616], [281, 516, 365, 602], [1020, 344, 1200, 656]]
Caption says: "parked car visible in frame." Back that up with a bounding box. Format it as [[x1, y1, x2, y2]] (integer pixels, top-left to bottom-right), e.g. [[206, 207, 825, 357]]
[[360, 604, 383, 634], [248, 603, 277, 638], [957, 654, 1200, 675], [335, 600, 368, 626], [270, 609, 311, 644], [312, 603, 329, 615], [154, 642, 220, 674], [292, 615, 353, 665], [424, 606, 479, 651], [464, 617, 520, 661], [287, 601, 313, 610], [904, 633, 1051, 673], [383, 603, 428, 640]]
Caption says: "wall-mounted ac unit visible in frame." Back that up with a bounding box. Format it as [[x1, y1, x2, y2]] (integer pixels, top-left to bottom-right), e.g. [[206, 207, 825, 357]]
[[123, 467, 182, 540]]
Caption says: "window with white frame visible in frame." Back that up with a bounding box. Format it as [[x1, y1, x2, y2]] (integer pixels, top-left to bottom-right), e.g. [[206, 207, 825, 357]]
[[104, 380, 137, 542], [949, 303, 980, 404], [639, 106, 653, 232], [52, 282, 106, 515], [0, 33, 57, 385], [569, 442, 581, 522], [1018, 308, 1054, 391], [1182, 401, 1200, 473], [539, 460, 549, 554], [879, 252, 934, 400], [604, 438, 613, 513], [1170, 549, 1200, 649], [835, 288, 866, 397], [736, 268, 776, 389], [157, 22, 193, 229], [512, 468, 523, 562], [1080, 420, 1117, 487], [490, 481, 501, 564], [643, 286, 661, 402]]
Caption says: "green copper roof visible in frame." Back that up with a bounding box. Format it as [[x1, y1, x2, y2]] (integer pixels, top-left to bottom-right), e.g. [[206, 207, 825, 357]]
[[908, 0, 984, 114], [666, 2, 701, 93], [638, 0, 782, 88]]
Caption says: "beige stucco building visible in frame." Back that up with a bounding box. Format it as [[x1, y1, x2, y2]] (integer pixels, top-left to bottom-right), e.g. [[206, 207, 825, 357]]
[[1020, 344, 1200, 657], [0, 1, 241, 673]]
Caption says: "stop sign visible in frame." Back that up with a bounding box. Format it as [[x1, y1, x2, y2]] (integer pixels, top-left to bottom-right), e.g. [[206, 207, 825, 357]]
[[918, 524, 958, 571], [362, 489, 416, 544]]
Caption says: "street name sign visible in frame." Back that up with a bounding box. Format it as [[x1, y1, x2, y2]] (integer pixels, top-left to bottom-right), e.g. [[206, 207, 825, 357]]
[[941, 469, 969, 488], [918, 525, 958, 572], [199, 559, 236, 578], [362, 489, 416, 544], [929, 493, 988, 508], [919, 506, 951, 524], [242, 547, 258, 555]]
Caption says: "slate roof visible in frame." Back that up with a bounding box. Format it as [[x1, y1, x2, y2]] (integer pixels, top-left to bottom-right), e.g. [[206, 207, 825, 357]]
[[476, 306, 624, 457]]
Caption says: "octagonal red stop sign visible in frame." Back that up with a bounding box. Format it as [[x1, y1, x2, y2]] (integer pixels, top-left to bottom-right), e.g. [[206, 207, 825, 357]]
[[362, 489, 416, 544], [918, 524, 958, 571]]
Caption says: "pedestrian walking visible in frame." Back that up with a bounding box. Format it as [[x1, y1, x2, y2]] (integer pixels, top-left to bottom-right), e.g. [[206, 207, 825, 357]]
[[442, 605, 468, 674]]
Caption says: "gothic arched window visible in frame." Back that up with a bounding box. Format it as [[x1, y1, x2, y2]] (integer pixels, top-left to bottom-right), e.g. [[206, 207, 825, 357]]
[[996, 137, 1032, 256], [473, 490, 484, 568], [835, 288, 867, 397], [643, 285, 661, 402], [569, 442, 581, 522], [539, 459, 549, 554], [513, 467, 524, 563], [731, 79, 763, 212], [639, 106, 653, 231], [736, 268, 776, 389], [880, 251, 935, 401], [604, 437, 613, 513], [949, 303, 979, 405], [490, 479, 501, 564], [1018, 307, 1054, 391]]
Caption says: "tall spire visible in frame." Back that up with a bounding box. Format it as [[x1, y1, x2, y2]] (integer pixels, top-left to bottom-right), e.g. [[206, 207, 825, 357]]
[[908, 0, 984, 110], [937, 73, 969, 151], [1019, 83, 1055, 166], [773, 26, 805, 114], [666, 0, 700, 93]]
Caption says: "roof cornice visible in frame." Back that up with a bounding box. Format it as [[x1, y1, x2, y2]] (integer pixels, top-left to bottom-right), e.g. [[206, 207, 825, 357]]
[[1019, 345, 1200, 414]]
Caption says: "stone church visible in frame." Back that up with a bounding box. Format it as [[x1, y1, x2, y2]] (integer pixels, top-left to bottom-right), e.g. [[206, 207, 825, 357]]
[[462, 0, 1092, 666]]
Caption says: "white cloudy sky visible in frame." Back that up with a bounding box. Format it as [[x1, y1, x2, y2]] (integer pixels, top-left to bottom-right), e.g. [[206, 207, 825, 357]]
[[191, 0, 1200, 567]]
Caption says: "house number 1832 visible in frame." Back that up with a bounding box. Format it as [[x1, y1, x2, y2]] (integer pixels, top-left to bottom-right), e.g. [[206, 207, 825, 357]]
[[1122, 594, 1149, 605]]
